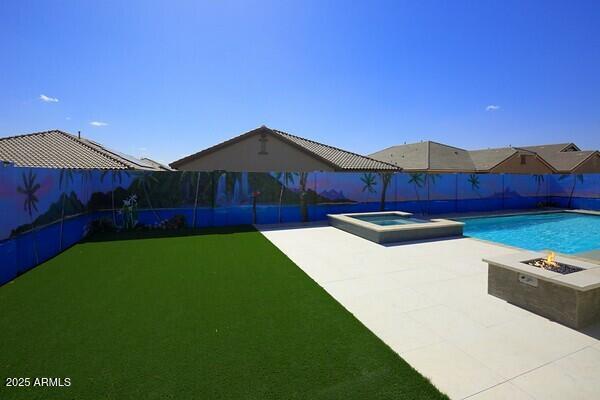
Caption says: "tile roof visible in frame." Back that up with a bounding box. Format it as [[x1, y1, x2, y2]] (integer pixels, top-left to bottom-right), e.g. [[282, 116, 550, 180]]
[[520, 143, 580, 153], [0, 130, 161, 170], [467, 147, 533, 170], [270, 129, 399, 171], [170, 126, 399, 171], [518, 143, 595, 172], [528, 150, 598, 172], [370, 141, 569, 172], [140, 157, 174, 171], [369, 141, 474, 171]]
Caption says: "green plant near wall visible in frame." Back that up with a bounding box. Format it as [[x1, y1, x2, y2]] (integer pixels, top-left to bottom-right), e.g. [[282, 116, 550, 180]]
[[120, 194, 139, 229], [17, 169, 40, 263]]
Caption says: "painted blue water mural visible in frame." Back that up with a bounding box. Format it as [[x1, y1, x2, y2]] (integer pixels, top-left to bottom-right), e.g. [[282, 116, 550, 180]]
[[459, 212, 600, 254], [0, 165, 598, 287]]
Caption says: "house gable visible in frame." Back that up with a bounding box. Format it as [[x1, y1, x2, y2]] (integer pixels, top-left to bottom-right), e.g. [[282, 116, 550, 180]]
[[488, 152, 554, 174], [172, 129, 334, 172], [572, 152, 600, 173]]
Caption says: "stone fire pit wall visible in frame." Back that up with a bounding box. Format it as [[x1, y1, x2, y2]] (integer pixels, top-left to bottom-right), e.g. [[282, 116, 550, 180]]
[[484, 252, 600, 329]]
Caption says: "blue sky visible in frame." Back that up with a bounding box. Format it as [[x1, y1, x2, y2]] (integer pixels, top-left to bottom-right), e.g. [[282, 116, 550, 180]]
[[1, 0, 599, 164]]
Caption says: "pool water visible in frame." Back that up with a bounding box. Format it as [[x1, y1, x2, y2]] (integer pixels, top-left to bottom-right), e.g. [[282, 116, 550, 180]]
[[352, 214, 427, 226], [459, 212, 600, 254]]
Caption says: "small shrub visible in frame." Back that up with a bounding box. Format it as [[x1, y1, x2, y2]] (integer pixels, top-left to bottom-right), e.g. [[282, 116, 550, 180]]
[[167, 214, 186, 230], [536, 200, 558, 208], [88, 218, 115, 234]]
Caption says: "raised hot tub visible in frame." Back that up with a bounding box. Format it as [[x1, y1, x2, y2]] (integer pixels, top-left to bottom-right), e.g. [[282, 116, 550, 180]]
[[328, 211, 464, 244]]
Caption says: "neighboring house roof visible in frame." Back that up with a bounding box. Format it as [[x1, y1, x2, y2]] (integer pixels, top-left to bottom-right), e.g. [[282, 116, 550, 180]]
[[529, 150, 599, 172], [0, 130, 162, 170], [369, 141, 474, 171], [517, 143, 595, 172], [520, 143, 581, 153], [468, 147, 541, 171], [140, 157, 174, 171], [370, 141, 562, 172], [170, 126, 399, 171]]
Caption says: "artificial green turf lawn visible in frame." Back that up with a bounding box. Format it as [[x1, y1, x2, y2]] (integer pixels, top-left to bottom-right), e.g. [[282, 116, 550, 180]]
[[0, 227, 447, 400]]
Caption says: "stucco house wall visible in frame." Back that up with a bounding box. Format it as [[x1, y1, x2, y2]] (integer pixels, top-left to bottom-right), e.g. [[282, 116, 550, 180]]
[[174, 132, 334, 172], [572, 154, 600, 174], [489, 153, 554, 174]]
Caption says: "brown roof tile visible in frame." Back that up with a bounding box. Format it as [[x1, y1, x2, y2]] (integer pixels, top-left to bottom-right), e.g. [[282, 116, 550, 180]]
[[0, 130, 161, 170]]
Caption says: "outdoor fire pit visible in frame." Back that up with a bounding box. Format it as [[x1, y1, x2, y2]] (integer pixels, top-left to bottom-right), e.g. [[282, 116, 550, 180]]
[[484, 251, 600, 329]]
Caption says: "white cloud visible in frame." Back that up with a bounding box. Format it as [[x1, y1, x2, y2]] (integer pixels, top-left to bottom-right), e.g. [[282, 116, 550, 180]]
[[486, 104, 500, 111], [39, 94, 59, 103], [65, 117, 71, 120], [90, 121, 108, 127]]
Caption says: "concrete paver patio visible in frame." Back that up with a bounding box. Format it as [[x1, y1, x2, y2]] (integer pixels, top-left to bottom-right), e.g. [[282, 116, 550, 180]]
[[259, 223, 600, 400]]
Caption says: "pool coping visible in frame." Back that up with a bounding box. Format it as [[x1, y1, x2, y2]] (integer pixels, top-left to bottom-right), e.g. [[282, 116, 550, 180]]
[[437, 207, 599, 220]]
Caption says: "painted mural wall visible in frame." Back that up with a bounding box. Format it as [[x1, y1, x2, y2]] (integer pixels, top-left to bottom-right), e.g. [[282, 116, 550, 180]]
[[0, 165, 598, 285]]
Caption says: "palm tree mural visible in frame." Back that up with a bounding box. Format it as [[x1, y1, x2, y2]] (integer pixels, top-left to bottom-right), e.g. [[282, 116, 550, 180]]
[[424, 173, 441, 214], [360, 173, 378, 202], [130, 171, 161, 223], [408, 173, 425, 213], [378, 172, 393, 211], [17, 170, 40, 264], [274, 172, 297, 223], [467, 174, 482, 197], [100, 169, 130, 225], [533, 174, 545, 199], [559, 174, 584, 208], [299, 172, 310, 222], [58, 169, 75, 249]]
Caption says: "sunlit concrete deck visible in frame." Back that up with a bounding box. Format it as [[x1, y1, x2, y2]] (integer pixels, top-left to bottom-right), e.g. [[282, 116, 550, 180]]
[[258, 223, 600, 400]]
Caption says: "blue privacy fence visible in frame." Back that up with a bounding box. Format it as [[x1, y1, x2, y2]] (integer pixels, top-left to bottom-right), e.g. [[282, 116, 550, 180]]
[[1, 166, 598, 285]]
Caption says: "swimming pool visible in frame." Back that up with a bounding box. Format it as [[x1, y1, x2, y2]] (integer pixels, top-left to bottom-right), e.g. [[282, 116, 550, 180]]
[[459, 212, 600, 254]]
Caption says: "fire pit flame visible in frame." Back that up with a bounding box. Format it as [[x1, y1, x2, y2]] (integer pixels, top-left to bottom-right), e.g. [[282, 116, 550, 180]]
[[524, 251, 583, 275], [545, 252, 556, 268], [530, 251, 558, 270]]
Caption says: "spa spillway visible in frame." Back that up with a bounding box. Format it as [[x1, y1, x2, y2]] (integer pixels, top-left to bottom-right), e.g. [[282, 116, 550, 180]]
[[328, 211, 464, 244]]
